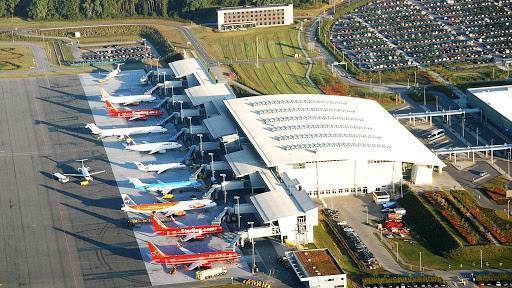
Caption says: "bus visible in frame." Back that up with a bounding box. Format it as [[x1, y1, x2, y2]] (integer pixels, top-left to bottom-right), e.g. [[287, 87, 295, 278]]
[[427, 129, 444, 141]]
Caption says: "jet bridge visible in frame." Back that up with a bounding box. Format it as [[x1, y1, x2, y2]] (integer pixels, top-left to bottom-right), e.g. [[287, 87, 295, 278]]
[[227, 224, 281, 250], [140, 70, 153, 85], [433, 143, 512, 163], [203, 184, 221, 199], [182, 145, 197, 164], [189, 164, 206, 180], [144, 83, 162, 95], [211, 207, 228, 225], [170, 127, 188, 141], [393, 108, 481, 120], [157, 112, 179, 126]]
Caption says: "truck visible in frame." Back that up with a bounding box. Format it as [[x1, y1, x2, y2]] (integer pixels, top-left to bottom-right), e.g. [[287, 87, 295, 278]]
[[53, 172, 70, 184], [195, 267, 227, 280]]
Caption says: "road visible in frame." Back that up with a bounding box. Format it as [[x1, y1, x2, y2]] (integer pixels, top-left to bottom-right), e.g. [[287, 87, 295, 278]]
[[0, 41, 52, 73], [179, 26, 218, 68]]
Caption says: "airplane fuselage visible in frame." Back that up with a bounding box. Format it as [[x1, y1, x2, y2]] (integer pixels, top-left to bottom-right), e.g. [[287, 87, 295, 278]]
[[125, 142, 182, 153], [98, 126, 167, 138], [143, 163, 187, 173], [152, 251, 239, 266], [122, 199, 214, 214], [156, 225, 224, 237], [108, 109, 162, 120], [106, 95, 156, 105]]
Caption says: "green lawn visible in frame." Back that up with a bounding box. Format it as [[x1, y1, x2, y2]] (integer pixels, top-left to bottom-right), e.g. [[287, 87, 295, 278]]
[[192, 25, 303, 62], [232, 62, 320, 95], [430, 65, 509, 84], [384, 237, 512, 271], [0, 46, 34, 70]]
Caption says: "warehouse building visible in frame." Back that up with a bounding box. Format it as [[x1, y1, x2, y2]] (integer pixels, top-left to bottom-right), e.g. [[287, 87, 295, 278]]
[[286, 249, 347, 288], [217, 4, 294, 31], [467, 85, 512, 136]]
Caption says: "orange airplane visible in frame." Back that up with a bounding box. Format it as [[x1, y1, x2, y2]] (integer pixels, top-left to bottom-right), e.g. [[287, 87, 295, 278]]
[[150, 214, 224, 242], [105, 99, 162, 120], [121, 194, 215, 216]]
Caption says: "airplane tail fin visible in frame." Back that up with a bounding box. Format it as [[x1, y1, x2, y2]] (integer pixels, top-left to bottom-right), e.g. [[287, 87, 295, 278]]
[[121, 193, 137, 207], [99, 88, 110, 101], [105, 99, 117, 112], [147, 242, 166, 260], [150, 214, 168, 232], [128, 177, 146, 188], [85, 123, 102, 134], [133, 162, 146, 171], [125, 135, 136, 145]]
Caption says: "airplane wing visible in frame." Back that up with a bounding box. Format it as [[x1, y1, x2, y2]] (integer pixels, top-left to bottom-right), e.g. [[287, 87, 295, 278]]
[[89, 170, 106, 175], [159, 188, 173, 195], [177, 243, 194, 255], [121, 194, 137, 206], [122, 99, 138, 105], [156, 167, 168, 174], [187, 260, 208, 271], [149, 146, 163, 154], [170, 215, 186, 227], [62, 173, 83, 177], [182, 233, 202, 242], [128, 115, 146, 121]]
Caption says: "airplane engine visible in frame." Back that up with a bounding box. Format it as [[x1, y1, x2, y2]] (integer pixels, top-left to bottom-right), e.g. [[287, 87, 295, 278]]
[[158, 150, 166, 154]]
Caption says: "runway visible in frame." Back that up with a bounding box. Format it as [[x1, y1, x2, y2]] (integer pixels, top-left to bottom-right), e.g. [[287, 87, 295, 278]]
[[0, 75, 150, 287]]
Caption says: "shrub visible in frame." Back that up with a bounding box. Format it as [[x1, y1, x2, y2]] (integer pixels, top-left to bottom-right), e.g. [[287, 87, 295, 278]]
[[399, 192, 462, 255]]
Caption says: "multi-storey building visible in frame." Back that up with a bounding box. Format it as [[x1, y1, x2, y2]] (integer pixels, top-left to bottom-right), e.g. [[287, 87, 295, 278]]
[[217, 4, 293, 31]]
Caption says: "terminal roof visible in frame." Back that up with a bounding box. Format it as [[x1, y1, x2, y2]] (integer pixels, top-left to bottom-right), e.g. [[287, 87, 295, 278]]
[[224, 94, 445, 167]]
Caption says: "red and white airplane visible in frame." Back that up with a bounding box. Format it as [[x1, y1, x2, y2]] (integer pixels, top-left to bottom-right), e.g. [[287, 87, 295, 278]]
[[105, 99, 162, 121], [147, 241, 240, 270], [150, 214, 224, 242]]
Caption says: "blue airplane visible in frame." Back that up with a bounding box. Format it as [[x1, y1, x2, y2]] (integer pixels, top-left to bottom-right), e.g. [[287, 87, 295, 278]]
[[129, 178, 203, 195]]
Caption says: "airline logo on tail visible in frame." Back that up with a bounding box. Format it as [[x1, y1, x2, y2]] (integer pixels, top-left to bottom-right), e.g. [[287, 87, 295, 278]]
[[134, 162, 146, 171], [105, 99, 118, 112], [148, 241, 165, 260]]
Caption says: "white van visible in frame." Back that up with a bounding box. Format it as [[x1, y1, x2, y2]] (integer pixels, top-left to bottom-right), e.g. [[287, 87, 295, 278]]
[[427, 129, 445, 141]]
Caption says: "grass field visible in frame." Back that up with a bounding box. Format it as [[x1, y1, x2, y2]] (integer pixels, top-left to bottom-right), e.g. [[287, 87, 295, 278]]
[[232, 62, 320, 94], [430, 65, 510, 84], [0, 46, 34, 70], [192, 25, 304, 61], [384, 237, 512, 271]]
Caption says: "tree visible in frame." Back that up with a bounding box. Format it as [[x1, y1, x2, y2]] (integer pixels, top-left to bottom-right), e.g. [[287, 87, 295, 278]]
[[27, 0, 49, 19]]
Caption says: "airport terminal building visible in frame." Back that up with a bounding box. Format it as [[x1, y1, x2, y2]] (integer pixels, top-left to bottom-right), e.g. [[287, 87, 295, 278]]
[[467, 85, 512, 137], [167, 57, 444, 244]]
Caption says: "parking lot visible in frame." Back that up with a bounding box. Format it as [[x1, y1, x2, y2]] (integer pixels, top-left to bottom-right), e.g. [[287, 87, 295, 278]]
[[330, 0, 511, 70], [79, 70, 252, 285]]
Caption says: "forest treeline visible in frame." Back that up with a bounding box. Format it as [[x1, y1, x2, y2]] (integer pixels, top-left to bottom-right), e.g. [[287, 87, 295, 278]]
[[0, 0, 323, 20]]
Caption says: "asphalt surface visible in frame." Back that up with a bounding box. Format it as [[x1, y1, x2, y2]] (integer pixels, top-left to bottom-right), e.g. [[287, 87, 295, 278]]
[[0, 75, 150, 287]]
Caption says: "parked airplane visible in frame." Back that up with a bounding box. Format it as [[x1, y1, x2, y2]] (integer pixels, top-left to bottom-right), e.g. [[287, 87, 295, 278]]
[[100, 88, 157, 106], [124, 137, 182, 154], [99, 63, 123, 83], [104, 100, 162, 121], [147, 241, 240, 270], [121, 194, 215, 216], [128, 178, 203, 194], [61, 159, 105, 181], [150, 214, 223, 241], [134, 161, 187, 174], [85, 123, 167, 139]]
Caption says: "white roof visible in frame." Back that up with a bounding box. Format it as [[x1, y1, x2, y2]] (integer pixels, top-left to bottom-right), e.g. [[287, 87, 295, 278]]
[[250, 169, 318, 223], [185, 83, 236, 107], [225, 145, 266, 177], [203, 115, 238, 139], [468, 85, 512, 122], [169, 58, 211, 86], [224, 94, 445, 167]]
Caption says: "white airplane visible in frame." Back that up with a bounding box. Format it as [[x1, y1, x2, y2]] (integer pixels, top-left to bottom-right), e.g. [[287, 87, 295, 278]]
[[99, 63, 123, 83], [124, 136, 182, 154], [100, 88, 157, 106], [85, 123, 167, 139], [120, 194, 215, 216], [134, 161, 187, 174], [62, 159, 105, 181]]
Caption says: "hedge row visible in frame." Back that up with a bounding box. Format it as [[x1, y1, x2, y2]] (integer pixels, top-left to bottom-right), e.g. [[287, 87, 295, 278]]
[[475, 273, 512, 282], [362, 275, 446, 286], [399, 192, 462, 254]]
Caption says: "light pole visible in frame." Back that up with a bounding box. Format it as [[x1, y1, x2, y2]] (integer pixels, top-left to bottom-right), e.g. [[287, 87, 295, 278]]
[[419, 251, 422, 272], [423, 86, 426, 109], [162, 71, 166, 95], [197, 134, 204, 162], [187, 116, 192, 141], [220, 173, 227, 204], [234, 195, 240, 229], [507, 199, 510, 220], [476, 127, 479, 146], [248, 221, 256, 274], [178, 100, 183, 123], [480, 249, 483, 269], [209, 153, 215, 182], [396, 242, 399, 262], [366, 206, 369, 224]]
